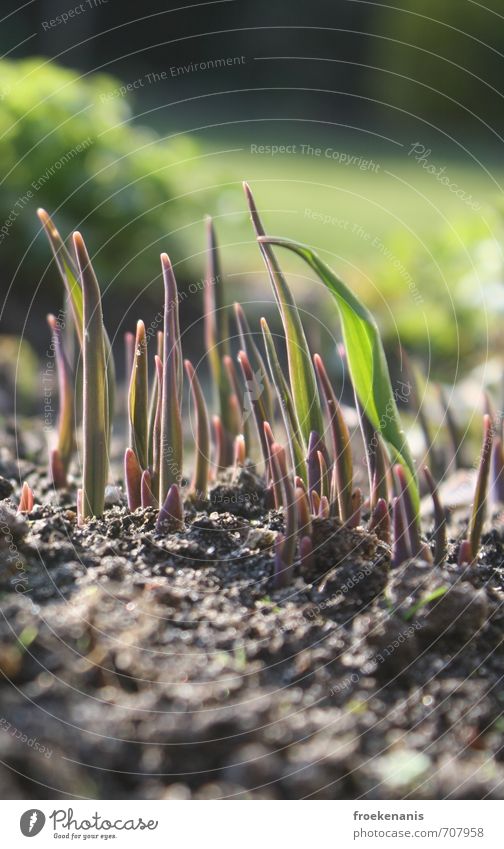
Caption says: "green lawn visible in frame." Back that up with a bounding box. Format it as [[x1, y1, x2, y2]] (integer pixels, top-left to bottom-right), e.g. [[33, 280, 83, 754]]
[[178, 146, 503, 373], [184, 146, 502, 273]]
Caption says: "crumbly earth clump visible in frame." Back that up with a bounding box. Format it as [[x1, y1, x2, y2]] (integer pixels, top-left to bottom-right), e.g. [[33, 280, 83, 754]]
[[0, 441, 503, 800]]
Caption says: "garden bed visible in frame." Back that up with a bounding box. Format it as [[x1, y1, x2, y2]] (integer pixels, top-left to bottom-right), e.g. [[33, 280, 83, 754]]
[[1, 434, 503, 801]]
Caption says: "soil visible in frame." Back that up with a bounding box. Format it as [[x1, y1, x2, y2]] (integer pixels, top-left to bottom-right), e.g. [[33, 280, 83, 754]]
[[0, 422, 503, 800]]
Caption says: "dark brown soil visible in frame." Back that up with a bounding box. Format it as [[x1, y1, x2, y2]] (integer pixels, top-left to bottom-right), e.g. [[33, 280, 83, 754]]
[[0, 429, 503, 800]]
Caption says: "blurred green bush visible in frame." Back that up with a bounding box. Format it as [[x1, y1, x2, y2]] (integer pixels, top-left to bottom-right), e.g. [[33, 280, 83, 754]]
[[0, 58, 207, 297], [369, 211, 504, 376]]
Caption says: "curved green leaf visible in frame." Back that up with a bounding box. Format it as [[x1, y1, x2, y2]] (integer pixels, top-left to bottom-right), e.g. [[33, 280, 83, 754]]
[[243, 184, 323, 444], [259, 236, 419, 514]]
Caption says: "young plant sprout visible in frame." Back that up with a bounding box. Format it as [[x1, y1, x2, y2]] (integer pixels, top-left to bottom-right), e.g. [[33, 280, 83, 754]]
[[18, 482, 34, 514], [141, 469, 155, 509], [459, 414, 493, 566], [38, 209, 115, 441], [234, 303, 274, 424], [124, 448, 142, 511], [212, 415, 229, 473], [185, 359, 210, 499], [237, 349, 270, 468], [47, 312, 75, 488], [128, 320, 149, 473], [270, 443, 297, 588], [203, 217, 236, 466], [423, 466, 447, 567], [257, 231, 419, 515], [261, 317, 306, 481], [159, 253, 183, 501], [36, 193, 496, 591], [156, 483, 184, 532], [313, 353, 353, 522], [74, 231, 109, 520], [243, 183, 323, 444]]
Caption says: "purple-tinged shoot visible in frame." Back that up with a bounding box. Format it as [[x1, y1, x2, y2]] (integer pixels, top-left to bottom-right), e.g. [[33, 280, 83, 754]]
[[307, 431, 321, 498], [204, 216, 234, 466], [124, 448, 142, 511], [151, 354, 163, 498], [233, 434, 246, 480], [319, 495, 330, 519], [295, 485, 311, 537], [212, 415, 225, 474], [237, 349, 270, 468], [47, 312, 75, 488], [223, 354, 251, 449], [234, 303, 274, 424], [263, 422, 282, 505], [159, 253, 183, 502], [348, 487, 362, 530], [243, 183, 323, 443], [261, 317, 306, 480], [147, 331, 164, 468], [156, 484, 185, 532], [18, 483, 34, 514], [74, 231, 109, 520], [38, 209, 115, 436], [368, 497, 390, 544], [124, 332, 135, 392], [459, 414, 493, 565], [392, 495, 410, 568], [423, 466, 447, 567], [299, 535, 313, 571], [313, 353, 353, 521], [394, 464, 424, 559], [438, 383, 465, 471], [141, 469, 155, 509], [128, 319, 149, 472], [490, 437, 504, 507], [270, 442, 297, 588], [310, 490, 321, 517], [185, 359, 210, 499]]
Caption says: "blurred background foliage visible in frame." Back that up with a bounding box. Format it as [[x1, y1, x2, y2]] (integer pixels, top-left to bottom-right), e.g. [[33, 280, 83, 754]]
[[0, 57, 207, 290], [1, 0, 504, 387]]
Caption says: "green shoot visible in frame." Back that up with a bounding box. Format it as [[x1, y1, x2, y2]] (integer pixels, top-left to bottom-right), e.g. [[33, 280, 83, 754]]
[[234, 303, 274, 424], [128, 320, 149, 472], [38, 208, 115, 439], [259, 235, 419, 517], [47, 312, 75, 488], [124, 447, 142, 511], [460, 414, 493, 565], [73, 231, 109, 519], [244, 183, 323, 444], [159, 253, 183, 501], [260, 317, 306, 481], [147, 331, 163, 468], [423, 466, 447, 566], [18, 482, 34, 514], [237, 349, 270, 467], [204, 216, 234, 466], [185, 359, 210, 499], [313, 353, 353, 522]]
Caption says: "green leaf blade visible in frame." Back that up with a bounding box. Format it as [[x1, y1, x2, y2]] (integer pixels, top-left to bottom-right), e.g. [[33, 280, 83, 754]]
[[243, 184, 323, 444], [259, 236, 419, 515]]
